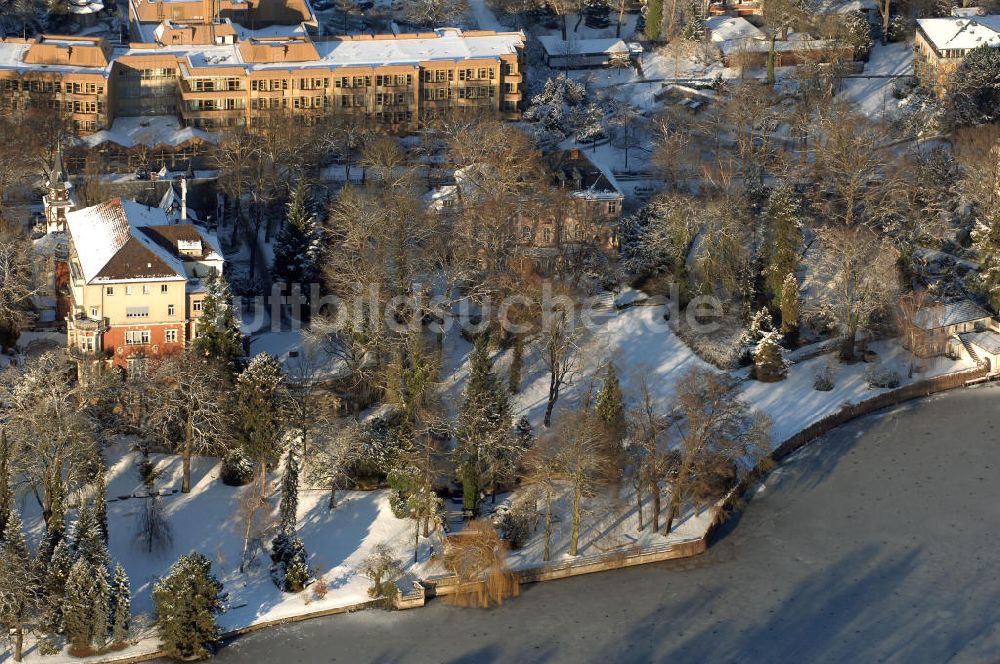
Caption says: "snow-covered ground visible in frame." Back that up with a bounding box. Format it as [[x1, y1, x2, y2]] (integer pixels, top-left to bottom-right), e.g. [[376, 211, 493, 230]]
[[500, 484, 715, 570], [10, 290, 975, 662], [741, 339, 971, 443], [837, 41, 914, 119], [15, 444, 432, 663]]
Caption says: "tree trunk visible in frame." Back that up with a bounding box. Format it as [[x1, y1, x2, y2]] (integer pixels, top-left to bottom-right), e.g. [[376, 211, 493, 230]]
[[881, 0, 890, 45], [543, 371, 559, 427], [182, 412, 193, 493], [635, 479, 644, 532], [413, 518, 419, 563], [561, 14, 567, 40], [509, 337, 523, 393], [328, 485, 338, 510], [543, 495, 553, 562], [666, 0, 679, 39], [651, 477, 661, 533], [569, 472, 582, 556], [663, 490, 682, 536], [13, 622, 22, 662]]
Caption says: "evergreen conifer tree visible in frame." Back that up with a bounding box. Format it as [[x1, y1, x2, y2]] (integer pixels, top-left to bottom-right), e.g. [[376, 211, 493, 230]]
[[153, 552, 226, 660], [763, 183, 803, 309], [63, 558, 98, 651], [193, 271, 245, 371], [780, 272, 800, 335], [646, 0, 664, 40], [278, 448, 299, 535], [41, 537, 74, 635], [93, 466, 109, 545], [92, 568, 111, 651], [514, 416, 534, 450], [682, 0, 705, 40], [455, 338, 513, 512], [595, 363, 625, 436], [273, 181, 322, 291], [0, 507, 37, 662], [235, 353, 288, 481], [755, 331, 787, 382], [110, 564, 131, 645], [74, 501, 108, 571], [972, 210, 1000, 310]]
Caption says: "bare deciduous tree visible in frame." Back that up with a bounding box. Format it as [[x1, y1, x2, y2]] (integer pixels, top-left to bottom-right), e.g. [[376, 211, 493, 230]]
[[149, 353, 229, 493], [536, 299, 582, 428], [808, 225, 900, 359], [0, 223, 41, 345], [1, 352, 97, 530], [306, 419, 363, 509], [662, 367, 772, 535]]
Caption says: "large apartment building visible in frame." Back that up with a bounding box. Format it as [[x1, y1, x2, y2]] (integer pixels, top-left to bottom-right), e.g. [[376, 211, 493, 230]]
[[915, 12, 1000, 96], [0, 26, 526, 135], [64, 196, 224, 370]]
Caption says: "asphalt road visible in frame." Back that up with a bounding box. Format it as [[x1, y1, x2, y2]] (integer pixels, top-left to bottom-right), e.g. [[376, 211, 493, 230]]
[[214, 386, 1000, 664]]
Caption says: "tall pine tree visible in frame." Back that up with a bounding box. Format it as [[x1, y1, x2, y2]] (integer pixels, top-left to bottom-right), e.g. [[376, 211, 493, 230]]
[[93, 465, 109, 545], [193, 271, 245, 371], [278, 448, 299, 535], [681, 0, 705, 41], [153, 553, 226, 660], [780, 272, 800, 335], [63, 558, 98, 652], [972, 210, 1000, 310], [234, 353, 288, 483], [110, 564, 131, 646], [595, 363, 625, 437], [0, 507, 37, 662], [763, 183, 802, 309], [73, 500, 108, 572], [41, 537, 74, 635], [273, 180, 323, 292], [646, 0, 664, 40], [455, 338, 513, 512]]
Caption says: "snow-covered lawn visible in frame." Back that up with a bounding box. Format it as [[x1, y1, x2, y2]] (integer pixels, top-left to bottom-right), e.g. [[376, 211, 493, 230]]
[[741, 339, 971, 443], [15, 445, 432, 662], [12, 293, 972, 662], [500, 484, 715, 571], [99, 448, 427, 629], [838, 41, 914, 119]]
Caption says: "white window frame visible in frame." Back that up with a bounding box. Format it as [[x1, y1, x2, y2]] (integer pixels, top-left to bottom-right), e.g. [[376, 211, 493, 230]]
[[124, 330, 151, 345]]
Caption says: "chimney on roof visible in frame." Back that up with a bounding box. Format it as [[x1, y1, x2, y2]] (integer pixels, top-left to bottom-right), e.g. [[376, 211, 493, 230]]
[[569, 148, 581, 160], [180, 176, 187, 222]]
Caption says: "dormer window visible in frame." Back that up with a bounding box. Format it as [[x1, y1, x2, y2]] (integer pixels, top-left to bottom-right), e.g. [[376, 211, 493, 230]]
[[177, 239, 202, 255]]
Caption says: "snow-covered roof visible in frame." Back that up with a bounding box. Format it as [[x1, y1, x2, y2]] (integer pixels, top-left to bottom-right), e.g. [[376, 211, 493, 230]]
[[706, 16, 766, 43], [0, 39, 113, 75], [76, 116, 219, 150], [914, 299, 993, 329], [810, 0, 878, 14], [68, 0, 104, 14], [65, 197, 220, 283], [174, 28, 523, 71], [537, 35, 632, 57], [961, 329, 1000, 355], [1, 28, 523, 77], [917, 15, 1000, 52]]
